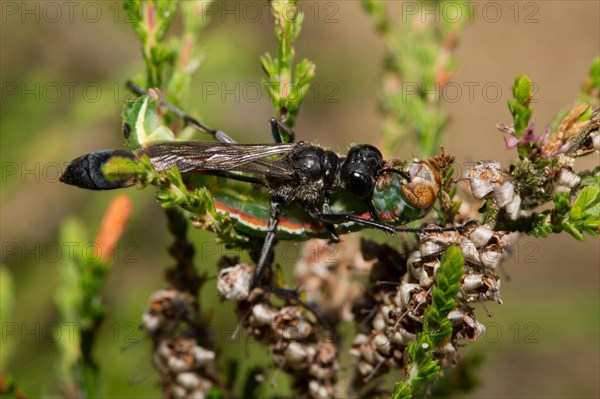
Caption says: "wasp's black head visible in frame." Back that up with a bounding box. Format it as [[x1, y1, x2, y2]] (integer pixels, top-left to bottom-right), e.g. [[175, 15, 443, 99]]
[[341, 145, 384, 199]]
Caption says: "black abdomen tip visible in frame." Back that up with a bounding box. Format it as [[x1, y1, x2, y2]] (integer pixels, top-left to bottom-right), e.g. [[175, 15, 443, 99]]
[[60, 150, 135, 190]]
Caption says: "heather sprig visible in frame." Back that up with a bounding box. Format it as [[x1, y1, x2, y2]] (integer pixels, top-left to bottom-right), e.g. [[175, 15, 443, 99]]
[[125, 0, 214, 121], [48, 1, 600, 398], [261, 0, 315, 136], [491, 67, 600, 240], [394, 246, 464, 398], [124, 0, 178, 89], [55, 196, 132, 398], [362, 0, 471, 156]]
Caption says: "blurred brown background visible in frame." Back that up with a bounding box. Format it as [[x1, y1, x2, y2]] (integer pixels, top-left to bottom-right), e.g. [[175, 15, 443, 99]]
[[1, 1, 598, 398]]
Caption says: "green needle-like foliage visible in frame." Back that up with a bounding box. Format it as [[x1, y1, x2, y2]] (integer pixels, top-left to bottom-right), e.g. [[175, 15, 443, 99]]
[[496, 62, 599, 241], [47, 1, 599, 397], [55, 219, 110, 398], [560, 184, 600, 240], [363, 0, 471, 156], [580, 57, 600, 103], [393, 246, 465, 398], [124, 0, 178, 88], [509, 75, 533, 139], [261, 0, 315, 135]]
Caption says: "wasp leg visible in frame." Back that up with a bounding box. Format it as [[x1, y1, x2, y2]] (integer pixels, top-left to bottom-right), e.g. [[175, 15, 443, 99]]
[[325, 224, 340, 243], [126, 80, 237, 144], [260, 284, 333, 332], [368, 202, 380, 223], [321, 200, 340, 243], [309, 208, 474, 235], [201, 171, 266, 186], [269, 117, 296, 144], [253, 197, 283, 286], [309, 209, 398, 234]]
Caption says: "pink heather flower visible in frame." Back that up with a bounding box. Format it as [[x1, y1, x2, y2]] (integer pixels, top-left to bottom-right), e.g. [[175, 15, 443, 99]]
[[498, 119, 568, 157]]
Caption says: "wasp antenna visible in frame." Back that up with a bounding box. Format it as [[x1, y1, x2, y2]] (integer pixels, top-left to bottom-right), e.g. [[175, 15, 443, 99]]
[[479, 294, 494, 317], [128, 368, 156, 386], [120, 336, 146, 353], [363, 359, 386, 383], [125, 80, 237, 144], [375, 280, 400, 287]]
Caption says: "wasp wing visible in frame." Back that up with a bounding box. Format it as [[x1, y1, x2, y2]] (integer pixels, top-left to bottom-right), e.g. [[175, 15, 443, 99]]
[[141, 141, 297, 180]]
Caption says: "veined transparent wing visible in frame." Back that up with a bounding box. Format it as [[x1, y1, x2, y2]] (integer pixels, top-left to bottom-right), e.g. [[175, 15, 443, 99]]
[[141, 141, 297, 180]]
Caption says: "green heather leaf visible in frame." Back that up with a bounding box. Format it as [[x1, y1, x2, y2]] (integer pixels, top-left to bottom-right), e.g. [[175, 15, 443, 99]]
[[570, 185, 600, 221], [580, 172, 600, 188], [562, 220, 584, 241], [55, 218, 87, 383], [531, 213, 552, 237], [560, 185, 600, 239], [124, 0, 144, 37], [362, 0, 390, 34], [509, 75, 533, 137], [441, 246, 464, 282], [391, 383, 412, 399], [260, 53, 275, 77], [295, 58, 316, 88], [586, 198, 600, 221], [206, 387, 225, 399], [581, 215, 600, 235], [512, 75, 532, 106], [395, 246, 464, 397], [553, 193, 571, 218], [154, 1, 178, 41], [290, 6, 304, 41]]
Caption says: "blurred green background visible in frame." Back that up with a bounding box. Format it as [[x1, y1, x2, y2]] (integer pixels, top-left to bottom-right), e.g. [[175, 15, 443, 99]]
[[1, 1, 598, 398]]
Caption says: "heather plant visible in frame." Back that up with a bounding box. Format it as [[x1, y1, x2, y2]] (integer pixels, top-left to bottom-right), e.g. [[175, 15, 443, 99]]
[[2, 1, 597, 398]]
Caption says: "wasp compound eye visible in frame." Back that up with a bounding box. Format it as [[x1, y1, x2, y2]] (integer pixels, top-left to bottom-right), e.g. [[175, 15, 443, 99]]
[[346, 170, 374, 199]]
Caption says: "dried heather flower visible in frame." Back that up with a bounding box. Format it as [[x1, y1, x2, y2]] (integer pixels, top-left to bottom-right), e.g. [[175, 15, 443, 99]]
[[294, 236, 366, 323], [466, 161, 522, 219], [543, 103, 590, 156], [217, 263, 253, 301], [143, 289, 216, 398], [466, 161, 505, 199], [143, 290, 197, 338], [469, 225, 494, 247], [592, 132, 600, 150], [552, 168, 581, 195], [158, 338, 215, 373], [154, 337, 216, 398], [350, 230, 505, 387], [250, 302, 276, 326], [225, 268, 341, 399]]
